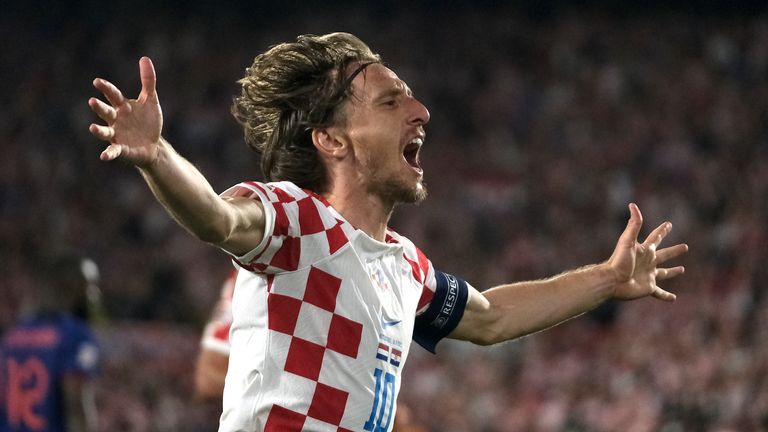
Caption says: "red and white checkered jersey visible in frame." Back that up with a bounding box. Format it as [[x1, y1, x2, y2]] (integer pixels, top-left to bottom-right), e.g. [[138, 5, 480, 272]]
[[217, 181, 470, 432], [200, 269, 236, 355]]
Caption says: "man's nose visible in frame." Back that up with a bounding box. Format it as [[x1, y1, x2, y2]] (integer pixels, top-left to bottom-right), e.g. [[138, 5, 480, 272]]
[[409, 98, 430, 126]]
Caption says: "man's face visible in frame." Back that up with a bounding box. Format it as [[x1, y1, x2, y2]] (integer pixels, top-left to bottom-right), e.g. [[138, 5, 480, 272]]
[[340, 63, 430, 206]]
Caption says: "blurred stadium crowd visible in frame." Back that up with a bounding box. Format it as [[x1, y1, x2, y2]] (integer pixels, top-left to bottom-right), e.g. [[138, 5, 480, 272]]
[[1, 1, 767, 431]]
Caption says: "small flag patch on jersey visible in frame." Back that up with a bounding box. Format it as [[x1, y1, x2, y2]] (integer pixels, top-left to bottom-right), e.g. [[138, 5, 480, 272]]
[[375, 342, 402, 368], [376, 343, 389, 361], [390, 349, 401, 367]]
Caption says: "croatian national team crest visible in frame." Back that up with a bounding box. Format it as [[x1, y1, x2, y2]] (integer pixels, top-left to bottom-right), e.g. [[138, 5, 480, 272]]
[[369, 265, 392, 292]]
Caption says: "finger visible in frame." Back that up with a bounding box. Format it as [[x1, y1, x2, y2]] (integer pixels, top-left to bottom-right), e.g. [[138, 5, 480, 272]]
[[88, 97, 117, 123], [656, 266, 685, 280], [656, 243, 689, 263], [651, 286, 677, 302], [643, 221, 672, 251], [100, 143, 123, 161], [138, 57, 158, 103], [618, 203, 643, 246], [89, 123, 114, 142], [93, 78, 126, 108]]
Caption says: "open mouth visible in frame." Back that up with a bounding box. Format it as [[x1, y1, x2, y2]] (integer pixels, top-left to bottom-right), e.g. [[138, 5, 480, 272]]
[[403, 138, 423, 173]]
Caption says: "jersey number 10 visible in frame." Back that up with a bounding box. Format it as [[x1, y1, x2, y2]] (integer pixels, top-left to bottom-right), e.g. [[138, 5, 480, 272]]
[[363, 368, 396, 432]]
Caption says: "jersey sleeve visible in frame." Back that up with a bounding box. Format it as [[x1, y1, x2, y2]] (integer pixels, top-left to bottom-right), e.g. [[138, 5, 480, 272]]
[[220, 181, 350, 274], [402, 241, 471, 354], [61, 320, 100, 378], [413, 270, 471, 353]]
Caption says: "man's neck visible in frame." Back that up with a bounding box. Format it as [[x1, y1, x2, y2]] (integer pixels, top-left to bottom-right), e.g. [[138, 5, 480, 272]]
[[322, 186, 393, 242]]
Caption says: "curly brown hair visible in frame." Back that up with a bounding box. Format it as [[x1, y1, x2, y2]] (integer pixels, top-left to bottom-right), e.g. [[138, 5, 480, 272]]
[[231, 32, 381, 192]]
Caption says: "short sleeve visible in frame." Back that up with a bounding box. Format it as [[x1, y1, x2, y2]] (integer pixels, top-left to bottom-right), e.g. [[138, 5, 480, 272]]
[[219, 181, 278, 269], [413, 271, 470, 354], [220, 181, 351, 274]]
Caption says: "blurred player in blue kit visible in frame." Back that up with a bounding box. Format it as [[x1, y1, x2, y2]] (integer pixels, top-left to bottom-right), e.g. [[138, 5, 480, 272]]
[[0, 254, 100, 432]]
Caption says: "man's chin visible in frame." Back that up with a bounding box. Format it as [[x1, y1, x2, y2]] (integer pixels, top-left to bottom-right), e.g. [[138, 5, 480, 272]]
[[410, 182, 428, 204], [370, 178, 427, 206]]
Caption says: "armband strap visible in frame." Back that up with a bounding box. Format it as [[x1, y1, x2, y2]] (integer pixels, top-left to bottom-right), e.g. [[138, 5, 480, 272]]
[[413, 271, 469, 353]]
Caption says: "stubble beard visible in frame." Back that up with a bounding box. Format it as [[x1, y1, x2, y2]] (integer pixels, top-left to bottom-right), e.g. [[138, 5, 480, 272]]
[[366, 174, 428, 207]]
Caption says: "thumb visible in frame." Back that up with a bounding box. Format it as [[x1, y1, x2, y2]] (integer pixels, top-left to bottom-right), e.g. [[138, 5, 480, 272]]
[[138, 56, 158, 103], [618, 203, 643, 247]]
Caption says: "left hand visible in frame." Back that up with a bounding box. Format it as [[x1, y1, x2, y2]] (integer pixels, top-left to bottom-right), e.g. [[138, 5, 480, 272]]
[[607, 203, 688, 301]]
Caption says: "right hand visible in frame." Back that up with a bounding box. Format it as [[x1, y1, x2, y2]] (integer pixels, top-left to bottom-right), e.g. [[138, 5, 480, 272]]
[[88, 57, 163, 168]]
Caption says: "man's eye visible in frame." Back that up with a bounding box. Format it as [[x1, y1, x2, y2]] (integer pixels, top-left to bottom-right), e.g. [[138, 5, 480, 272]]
[[383, 100, 398, 107]]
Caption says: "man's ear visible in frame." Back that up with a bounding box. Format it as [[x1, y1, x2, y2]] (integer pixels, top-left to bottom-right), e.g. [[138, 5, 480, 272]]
[[312, 127, 348, 159]]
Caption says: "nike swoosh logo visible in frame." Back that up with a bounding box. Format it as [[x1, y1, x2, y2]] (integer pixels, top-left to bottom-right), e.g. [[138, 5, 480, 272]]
[[382, 319, 401, 328]]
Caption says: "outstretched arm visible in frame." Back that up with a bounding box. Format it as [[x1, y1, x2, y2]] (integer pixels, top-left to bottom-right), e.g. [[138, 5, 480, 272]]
[[450, 203, 688, 345], [88, 57, 264, 255]]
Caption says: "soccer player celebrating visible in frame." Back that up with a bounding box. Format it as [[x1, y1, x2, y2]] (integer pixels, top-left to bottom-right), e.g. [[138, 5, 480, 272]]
[[88, 33, 688, 432]]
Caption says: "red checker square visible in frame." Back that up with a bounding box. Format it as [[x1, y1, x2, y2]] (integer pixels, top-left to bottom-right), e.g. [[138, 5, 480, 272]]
[[417, 286, 435, 312], [418, 285, 435, 310], [297, 197, 326, 235], [405, 256, 423, 284], [306, 188, 331, 207], [269, 236, 302, 272], [326, 221, 349, 255], [273, 204, 291, 237], [264, 405, 306, 432], [415, 246, 429, 273], [326, 314, 363, 358], [285, 337, 326, 381], [304, 267, 342, 312], [271, 186, 297, 203], [268, 294, 302, 335], [245, 181, 267, 195], [307, 382, 349, 426]]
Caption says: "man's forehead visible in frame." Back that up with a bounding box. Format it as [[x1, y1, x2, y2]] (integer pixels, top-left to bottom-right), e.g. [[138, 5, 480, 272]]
[[349, 63, 408, 97]]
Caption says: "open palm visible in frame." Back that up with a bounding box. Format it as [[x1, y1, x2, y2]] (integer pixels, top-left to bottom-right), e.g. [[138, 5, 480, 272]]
[[88, 57, 162, 167], [607, 203, 688, 302]]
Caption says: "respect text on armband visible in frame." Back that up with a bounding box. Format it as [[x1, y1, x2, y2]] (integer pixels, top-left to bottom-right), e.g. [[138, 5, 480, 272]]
[[432, 274, 459, 329]]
